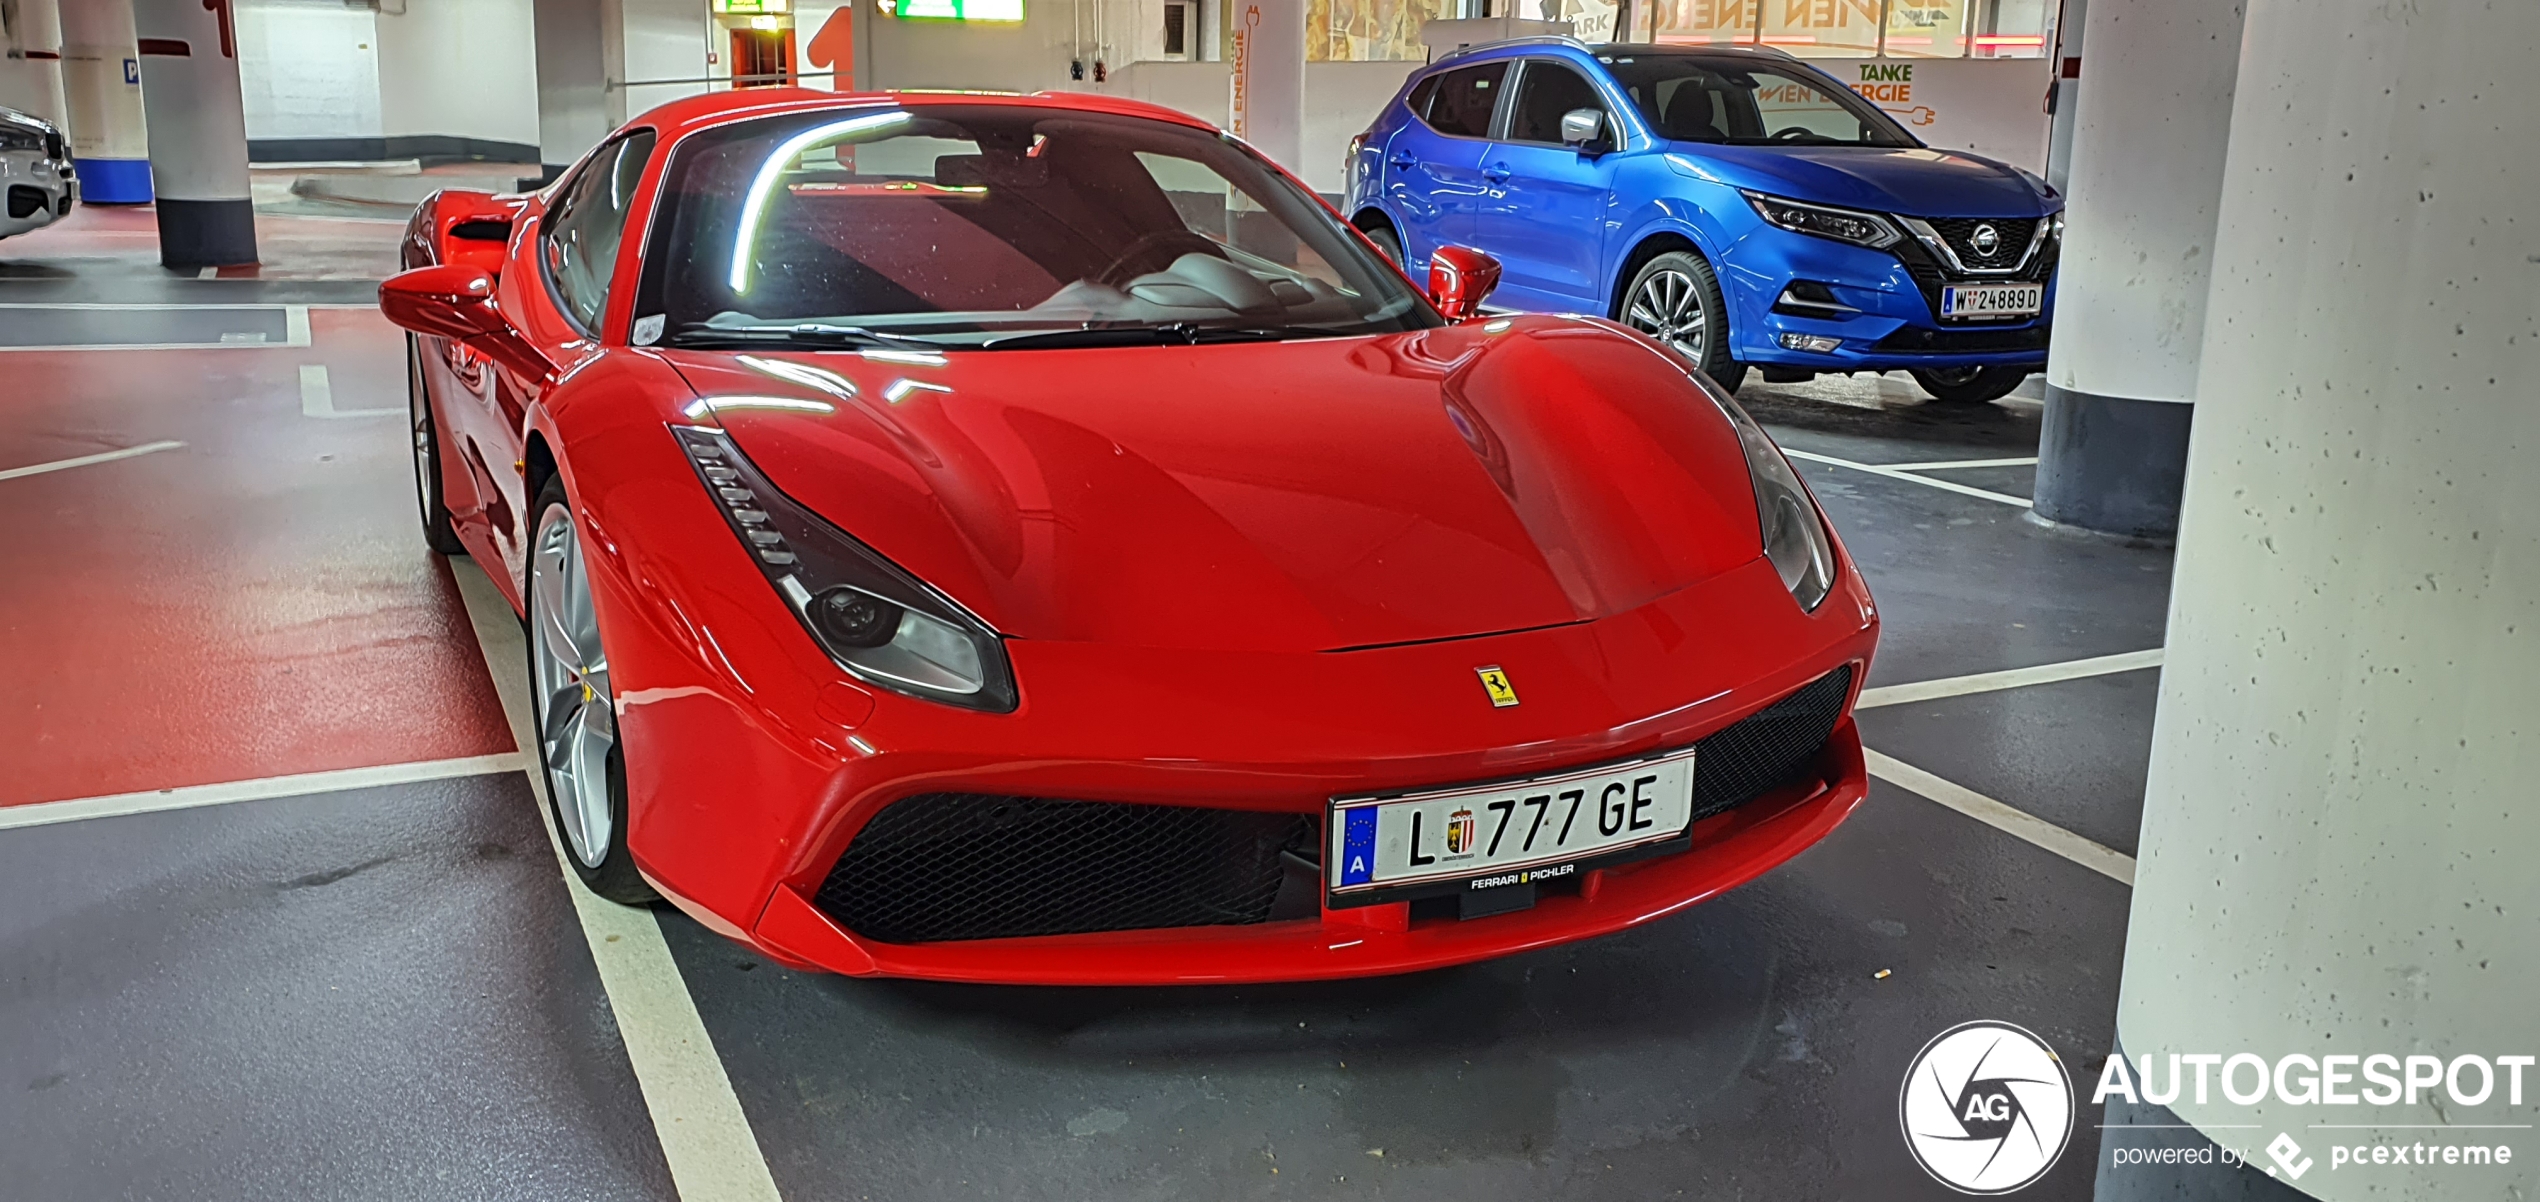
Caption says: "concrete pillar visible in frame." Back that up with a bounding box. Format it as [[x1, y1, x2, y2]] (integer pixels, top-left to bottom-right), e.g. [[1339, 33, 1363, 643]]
[[1, 0, 71, 129], [1227, 0, 1301, 174], [2031, 0, 2244, 541], [130, 0, 253, 265], [2040, 0, 2082, 193], [2095, 2, 2540, 1199], [57, 0, 151, 203]]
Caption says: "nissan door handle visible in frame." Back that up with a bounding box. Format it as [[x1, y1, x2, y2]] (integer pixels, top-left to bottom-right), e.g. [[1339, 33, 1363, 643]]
[[1482, 163, 1512, 182], [1387, 152, 1418, 168]]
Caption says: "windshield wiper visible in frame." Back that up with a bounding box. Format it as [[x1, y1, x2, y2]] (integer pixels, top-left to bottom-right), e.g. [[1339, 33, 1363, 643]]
[[668, 321, 950, 352], [980, 323, 1364, 351]]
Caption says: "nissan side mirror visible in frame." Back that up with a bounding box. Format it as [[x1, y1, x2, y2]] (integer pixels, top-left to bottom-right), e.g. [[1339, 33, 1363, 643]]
[[1428, 245, 1503, 322], [1560, 108, 1607, 152], [379, 264, 557, 381]]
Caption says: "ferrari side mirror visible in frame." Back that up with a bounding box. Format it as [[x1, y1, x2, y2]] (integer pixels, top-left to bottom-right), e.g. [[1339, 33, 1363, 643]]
[[380, 264, 557, 381], [1428, 245, 1503, 322]]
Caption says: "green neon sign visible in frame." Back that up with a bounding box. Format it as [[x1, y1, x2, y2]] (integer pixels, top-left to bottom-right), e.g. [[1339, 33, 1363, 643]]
[[889, 0, 1025, 21]]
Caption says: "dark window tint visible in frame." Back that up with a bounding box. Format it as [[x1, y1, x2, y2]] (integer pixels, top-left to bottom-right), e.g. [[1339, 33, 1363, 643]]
[[1600, 55, 1914, 147], [543, 130, 656, 331], [1507, 61, 1606, 144], [1420, 62, 1506, 138], [1404, 75, 1441, 120]]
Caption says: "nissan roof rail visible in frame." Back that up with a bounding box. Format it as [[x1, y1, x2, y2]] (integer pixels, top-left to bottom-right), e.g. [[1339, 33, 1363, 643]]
[[1433, 34, 1596, 65], [1433, 35, 1798, 65]]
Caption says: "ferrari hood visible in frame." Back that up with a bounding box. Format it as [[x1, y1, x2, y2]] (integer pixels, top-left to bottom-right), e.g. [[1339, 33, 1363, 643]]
[[1687, 144, 2053, 219], [667, 317, 1764, 653]]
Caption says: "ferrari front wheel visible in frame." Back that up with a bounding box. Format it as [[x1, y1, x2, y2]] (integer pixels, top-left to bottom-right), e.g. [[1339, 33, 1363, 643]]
[[408, 334, 467, 555], [526, 479, 655, 904]]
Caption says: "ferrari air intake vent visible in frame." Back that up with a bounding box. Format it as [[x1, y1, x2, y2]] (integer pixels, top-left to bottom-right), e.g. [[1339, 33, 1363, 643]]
[[1690, 664, 1853, 823], [7, 186, 44, 220], [816, 795, 1312, 944]]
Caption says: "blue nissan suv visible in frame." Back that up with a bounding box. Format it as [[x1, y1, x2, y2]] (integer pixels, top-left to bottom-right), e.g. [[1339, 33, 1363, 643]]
[[1342, 39, 2061, 403]]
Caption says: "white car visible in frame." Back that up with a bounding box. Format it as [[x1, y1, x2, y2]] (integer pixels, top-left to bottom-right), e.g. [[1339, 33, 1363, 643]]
[[0, 107, 76, 241]]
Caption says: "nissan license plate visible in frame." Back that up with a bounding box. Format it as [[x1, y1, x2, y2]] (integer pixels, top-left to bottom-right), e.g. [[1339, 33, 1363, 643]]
[[1328, 747, 1697, 898], [1941, 282, 2043, 319]]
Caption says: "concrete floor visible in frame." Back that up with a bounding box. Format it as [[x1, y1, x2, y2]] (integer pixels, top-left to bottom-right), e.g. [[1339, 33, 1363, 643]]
[[0, 207, 2164, 1200]]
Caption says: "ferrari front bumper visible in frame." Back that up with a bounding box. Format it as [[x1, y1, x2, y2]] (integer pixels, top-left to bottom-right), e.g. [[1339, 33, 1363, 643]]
[[608, 537, 1877, 984], [743, 723, 1866, 984]]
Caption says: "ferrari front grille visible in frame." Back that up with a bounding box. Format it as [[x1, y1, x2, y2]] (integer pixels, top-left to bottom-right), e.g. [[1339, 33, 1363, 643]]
[[815, 794, 1312, 944], [813, 666, 1850, 944], [1689, 664, 1854, 823]]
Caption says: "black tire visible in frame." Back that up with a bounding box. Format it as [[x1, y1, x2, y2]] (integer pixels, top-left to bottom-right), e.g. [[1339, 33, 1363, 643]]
[[525, 477, 656, 905], [408, 334, 468, 555], [1619, 250, 1747, 393], [1361, 222, 1404, 268], [1911, 365, 2029, 405]]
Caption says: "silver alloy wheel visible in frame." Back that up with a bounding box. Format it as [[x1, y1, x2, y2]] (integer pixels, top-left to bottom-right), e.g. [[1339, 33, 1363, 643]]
[[530, 502, 616, 869], [1626, 268, 1706, 363], [1923, 364, 1984, 386]]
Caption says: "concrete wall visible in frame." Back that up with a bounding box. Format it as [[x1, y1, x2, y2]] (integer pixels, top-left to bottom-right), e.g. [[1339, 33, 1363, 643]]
[[377, 0, 543, 151], [1101, 58, 1418, 191], [1829, 56, 2054, 173], [236, 0, 383, 143], [615, 0, 713, 120], [536, 0, 613, 168], [236, 0, 540, 162]]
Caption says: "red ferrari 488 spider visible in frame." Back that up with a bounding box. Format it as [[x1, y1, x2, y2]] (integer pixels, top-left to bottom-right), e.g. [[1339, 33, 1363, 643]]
[[380, 87, 1878, 985]]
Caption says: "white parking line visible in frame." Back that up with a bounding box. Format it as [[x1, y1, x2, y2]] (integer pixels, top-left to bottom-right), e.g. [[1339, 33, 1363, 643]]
[[0, 302, 314, 351], [1880, 455, 2039, 472], [0, 753, 529, 831], [299, 364, 399, 418], [1857, 648, 2164, 709], [1783, 447, 2034, 507], [1864, 748, 2137, 886], [449, 560, 785, 1202], [0, 440, 186, 482]]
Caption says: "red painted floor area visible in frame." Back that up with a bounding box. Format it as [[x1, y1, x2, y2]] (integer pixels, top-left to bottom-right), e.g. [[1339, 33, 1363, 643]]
[[0, 203, 404, 280], [0, 308, 516, 806]]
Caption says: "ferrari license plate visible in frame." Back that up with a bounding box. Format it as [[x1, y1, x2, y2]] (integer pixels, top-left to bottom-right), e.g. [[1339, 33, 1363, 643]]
[[1328, 748, 1697, 896], [1941, 282, 2043, 318]]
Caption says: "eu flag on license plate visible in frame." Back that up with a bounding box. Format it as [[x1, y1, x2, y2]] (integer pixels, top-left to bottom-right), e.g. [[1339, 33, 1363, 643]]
[[1339, 808, 1378, 887]]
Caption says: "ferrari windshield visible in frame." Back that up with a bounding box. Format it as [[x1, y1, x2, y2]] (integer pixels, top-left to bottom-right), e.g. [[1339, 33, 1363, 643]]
[[636, 104, 1437, 349], [1597, 54, 1917, 148]]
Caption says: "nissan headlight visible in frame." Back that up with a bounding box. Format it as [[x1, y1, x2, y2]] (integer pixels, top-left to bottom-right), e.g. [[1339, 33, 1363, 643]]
[[1699, 383, 1835, 612], [1742, 191, 1902, 250], [672, 425, 1018, 712]]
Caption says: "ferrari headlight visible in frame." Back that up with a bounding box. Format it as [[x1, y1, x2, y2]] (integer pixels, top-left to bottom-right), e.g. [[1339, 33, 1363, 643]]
[[1698, 381, 1835, 612], [672, 425, 1018, 712], [1742, 191, 1902, 250]]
